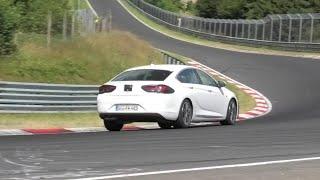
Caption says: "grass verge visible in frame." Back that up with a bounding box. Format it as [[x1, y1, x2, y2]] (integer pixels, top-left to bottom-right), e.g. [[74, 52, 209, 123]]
[[0, 31, 162, 84], [0, 113, 102, 129], [120, 0, 320, 59]]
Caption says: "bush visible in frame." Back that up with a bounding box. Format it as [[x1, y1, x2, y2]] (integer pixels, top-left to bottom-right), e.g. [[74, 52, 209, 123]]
[[0, 0, 19, 55], [14, 0, 70, 35], [195, 0, 320, 19], [145, 0, 184, 12]]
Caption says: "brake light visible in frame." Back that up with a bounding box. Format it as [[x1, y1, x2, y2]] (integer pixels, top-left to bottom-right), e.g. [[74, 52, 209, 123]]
[[99, 85, 116, 94], [142, 85, 174, 94]]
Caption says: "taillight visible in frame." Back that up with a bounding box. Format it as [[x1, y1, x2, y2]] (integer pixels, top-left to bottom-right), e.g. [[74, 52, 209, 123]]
[[142, 85, 174, 94], [99, 85, 116, 94]]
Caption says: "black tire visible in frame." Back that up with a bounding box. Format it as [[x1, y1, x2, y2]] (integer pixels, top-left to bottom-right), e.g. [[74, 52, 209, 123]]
[[174, 99, 193, 128], [158, 122, 173, 129], [104, 120, 124, 131], [220, 99, 237, 125]]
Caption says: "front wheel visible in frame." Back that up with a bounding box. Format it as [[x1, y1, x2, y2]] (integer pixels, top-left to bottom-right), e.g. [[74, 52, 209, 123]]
[[174, 99, 193, 128], [104, 120, 124, 131], [220, 99, 237, 125]]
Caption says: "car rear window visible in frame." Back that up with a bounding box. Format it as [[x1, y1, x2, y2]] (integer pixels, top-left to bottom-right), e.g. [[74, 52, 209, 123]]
[[112, 69, 172, 81]]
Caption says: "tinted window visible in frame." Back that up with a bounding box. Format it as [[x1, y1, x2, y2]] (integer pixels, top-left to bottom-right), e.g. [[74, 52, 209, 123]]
[[196, 70, 218, 87], [177, 69, 201, 84], [112, 69, 172, 81]]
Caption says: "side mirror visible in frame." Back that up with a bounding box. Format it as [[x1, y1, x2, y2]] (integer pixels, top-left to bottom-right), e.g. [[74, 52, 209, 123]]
[[218, 80, 226, 88]]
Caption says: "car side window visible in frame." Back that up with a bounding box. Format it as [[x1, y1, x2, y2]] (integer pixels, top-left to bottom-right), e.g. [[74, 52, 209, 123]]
[[177, 69, 201, 84], [196, 70, 218, 87]]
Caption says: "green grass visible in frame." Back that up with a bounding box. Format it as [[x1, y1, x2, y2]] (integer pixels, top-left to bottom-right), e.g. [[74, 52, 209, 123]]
[[121, 0, 320, 58], [0, 113, 102, 129], [0, 31, 163, 84]]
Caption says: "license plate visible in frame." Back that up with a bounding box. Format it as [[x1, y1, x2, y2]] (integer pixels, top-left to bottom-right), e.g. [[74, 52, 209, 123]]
[[116, 105, 138, 112]]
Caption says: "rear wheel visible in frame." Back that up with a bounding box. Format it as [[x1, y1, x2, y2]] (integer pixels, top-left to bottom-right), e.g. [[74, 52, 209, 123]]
[[104, 120, 124, 131], [174, 99, 193, 128], [158, 122, 173, 129], [220, 99, 237, 125]]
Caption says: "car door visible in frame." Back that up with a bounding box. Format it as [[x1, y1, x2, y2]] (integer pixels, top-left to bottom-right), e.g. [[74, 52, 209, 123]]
[[176, 68, 206, 111], [195, 70, 229, 117], [177, 68, 217, 116]]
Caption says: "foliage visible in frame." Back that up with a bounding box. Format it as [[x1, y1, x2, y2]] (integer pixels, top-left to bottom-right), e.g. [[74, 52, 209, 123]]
[[145, 0, 184, 12], [0, 0, 19, 55], [14, 0, 70, 34], [195, 0, 320, 19], [0, 0, 72, 56], [195, 0, 219, 18], [0, 31, 162, 84]]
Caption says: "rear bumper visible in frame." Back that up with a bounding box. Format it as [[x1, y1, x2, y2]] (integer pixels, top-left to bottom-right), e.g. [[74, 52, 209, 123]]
[[99, 113, 170, 123], [97, 94, 181, 121]]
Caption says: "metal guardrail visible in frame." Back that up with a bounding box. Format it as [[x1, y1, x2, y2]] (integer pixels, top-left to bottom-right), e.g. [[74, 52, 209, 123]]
[[0, 52, 184, 113], [162, 52, 185, 65], [127, 0, 320, 51], [0, 81, 98, 113]]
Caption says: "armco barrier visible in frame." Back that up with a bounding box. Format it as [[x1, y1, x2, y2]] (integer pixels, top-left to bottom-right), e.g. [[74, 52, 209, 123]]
[[126, 0, 320, 51], [0, 52, 184, 113], [0, 81, 98, 113]]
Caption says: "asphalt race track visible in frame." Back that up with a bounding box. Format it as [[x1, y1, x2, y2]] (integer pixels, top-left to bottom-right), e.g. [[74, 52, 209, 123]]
[[1, 0, 320, 179]]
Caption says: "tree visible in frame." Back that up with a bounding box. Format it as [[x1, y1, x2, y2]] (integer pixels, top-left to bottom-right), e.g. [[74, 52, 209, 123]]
[[14, 0, 70, 34], [217, 0, 247, 19], [195, 0, 320, 19], [195, 0, 219, 18], [0, 0, 19, 55], [145, 0, 184, 12]]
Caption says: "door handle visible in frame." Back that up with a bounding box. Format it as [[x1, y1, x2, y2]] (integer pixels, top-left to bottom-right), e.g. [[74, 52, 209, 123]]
[[208, 90, 213, 93], [189, 87, 194, 89]]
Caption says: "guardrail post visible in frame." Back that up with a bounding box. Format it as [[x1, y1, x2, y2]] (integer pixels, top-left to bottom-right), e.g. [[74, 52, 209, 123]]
[[248, 23, 251, 39], [224, 21, 227, 36], [254, 20, 258, 39], [298, 14, 303, 42], [235, 22, 238, 38], [213, 20, 216, 35], [229, 21, 233, 37], [241, 21, 245, 38], [270, 17, 274, 41], [309, 13, 314, 43], [178, 18, 182, 27], [288, 14, 292, 42], [277, 15, 282, 42], [219, 20, 222, 35], [47, 11, 52, 48], [262, 20, 265, 40], [63, 11, 67, 40]]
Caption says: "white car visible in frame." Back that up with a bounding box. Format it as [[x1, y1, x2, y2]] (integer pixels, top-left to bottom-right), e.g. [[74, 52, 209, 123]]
[[97, 65, 238, 131]]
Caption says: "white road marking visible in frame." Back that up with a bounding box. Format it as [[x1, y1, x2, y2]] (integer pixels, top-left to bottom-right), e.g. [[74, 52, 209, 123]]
[[73, 157, 320, 180], [3, 158, 40, 169], [0, 129, 32, 136], [66, 127, 106, 133], [238, 114, 255, 119]]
